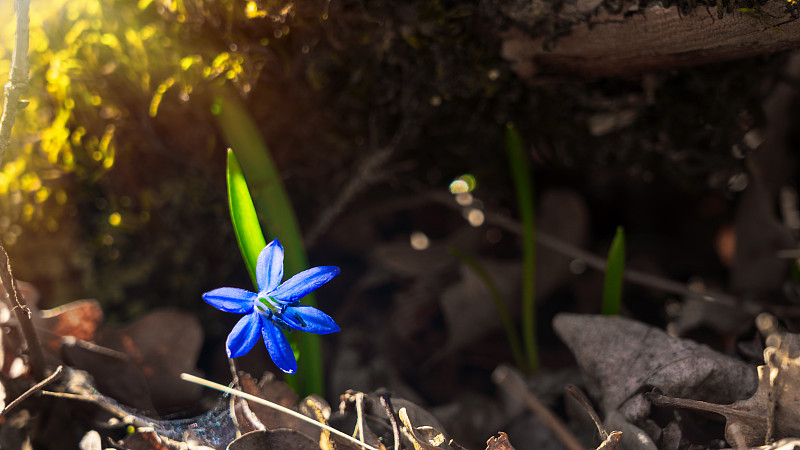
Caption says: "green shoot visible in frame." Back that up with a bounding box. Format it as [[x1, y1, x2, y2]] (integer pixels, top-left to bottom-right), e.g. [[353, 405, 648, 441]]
[[505, 123, 538, 374], [602, 226, 626, 316], [449, 248, 526, 370], [790, 259, 800, 284]]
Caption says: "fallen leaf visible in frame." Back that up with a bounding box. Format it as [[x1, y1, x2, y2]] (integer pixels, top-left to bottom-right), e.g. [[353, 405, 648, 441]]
[[553, 313, 757, 449], [730, 179, 795, 296], [485, 431, 516, 449], [227, 429, 321, 450], [39, 300, 104, 354], [649, 329, 800, 447], [59, 367, 236, 449], [399, 406, 448, 450], [233, 372, 300, 432], [99, 309, 203, 411], [553, 313, 757, 410], [62, 340, 156, 412]]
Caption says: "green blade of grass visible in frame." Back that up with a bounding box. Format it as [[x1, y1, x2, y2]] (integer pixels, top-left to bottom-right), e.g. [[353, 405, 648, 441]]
[[449, 248, 526, 370], [226, 149, 267, 286], [602, 226, 626, 316], [216, 90, 323, 396], [505, 123, 538, 374]]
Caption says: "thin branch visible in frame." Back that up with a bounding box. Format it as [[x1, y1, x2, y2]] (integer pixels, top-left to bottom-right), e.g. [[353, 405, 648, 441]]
[[379, 392, 403, 450], [0, 242, 44, 382], [0, 0, 44, 382], [0, 0, 31, 162], [305, 119, 411, 248], [424, 190, 787, 317], [0, 365, 62, 418], [565, 384, 608, 441], [492, 364, 584, 450]]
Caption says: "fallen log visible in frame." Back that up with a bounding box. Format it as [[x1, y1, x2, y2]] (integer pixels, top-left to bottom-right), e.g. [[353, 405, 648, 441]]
[[498, 0, 800, 79]]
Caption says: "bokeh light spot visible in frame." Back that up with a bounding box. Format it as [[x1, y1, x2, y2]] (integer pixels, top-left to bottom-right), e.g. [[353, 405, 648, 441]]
[[466, 208, 484, 227], [449, 174, 477, 194], [449, 180, 468, 194], [455, 193, 473, 206], [410, 231, 429, 250]]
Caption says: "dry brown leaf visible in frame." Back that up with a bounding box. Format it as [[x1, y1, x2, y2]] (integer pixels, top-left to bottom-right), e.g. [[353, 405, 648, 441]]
[[235, 372, 300, 430], [62, 341, 156, 412], [730, 179, 795, 295], [553, 313, 757, 411], [100, 309, 203, 411], [227, 429, 320, 450], [399, 406, 448, 450], [120, 431, 172, 450], [55, 308, 203, 412], [39, 300, 103, 354], [554, 313, 757, 449], [485, 432, 516, 449], [330, 391, 455, 450], [650, 331, 800, 447], [232, 372, 348, 449]]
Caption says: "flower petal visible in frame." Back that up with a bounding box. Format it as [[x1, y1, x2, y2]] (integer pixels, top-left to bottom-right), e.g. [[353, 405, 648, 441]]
[[257, 239, 284, 294], [261, 317, 297, 374], [203, 287, 257, 314], [270, 266, 341, 304], [226, 312, 261, 358], [282, 306, 340, 334]]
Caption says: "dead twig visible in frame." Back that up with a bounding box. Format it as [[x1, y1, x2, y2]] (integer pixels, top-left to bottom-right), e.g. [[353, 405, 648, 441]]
[[0, 0, 45, 382], [379, 392, 403, 450], [565, 385, 609, 440], [596, 431, 622, 450], [492, 365, 583, 450], [0, 243, 44, 381], [354, 391, 370, 450], [427, 190, 800, 319], [0, 365, 62, 418], [305, 118, 411, 248], [0, 0, 31, 161]]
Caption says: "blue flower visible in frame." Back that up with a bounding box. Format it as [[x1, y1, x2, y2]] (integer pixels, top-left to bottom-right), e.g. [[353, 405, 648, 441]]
[[203, 239, 340, 374]]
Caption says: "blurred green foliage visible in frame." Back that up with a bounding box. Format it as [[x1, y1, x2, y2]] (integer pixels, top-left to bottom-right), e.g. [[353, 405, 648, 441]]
[[0, 0, 280, 242]]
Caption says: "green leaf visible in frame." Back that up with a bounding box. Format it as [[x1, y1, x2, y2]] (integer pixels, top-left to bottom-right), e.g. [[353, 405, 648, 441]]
[[790, 259, 800, 284], [450, 247, 525, 370], [602, 226, 626, 316], [505, 123, 538, 374], [227, 149, 266, 287], [216, 89, 323, 396]]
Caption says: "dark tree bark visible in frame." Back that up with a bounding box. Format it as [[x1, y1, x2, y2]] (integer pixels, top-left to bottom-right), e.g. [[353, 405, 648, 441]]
[[495, 0, 800, 80]]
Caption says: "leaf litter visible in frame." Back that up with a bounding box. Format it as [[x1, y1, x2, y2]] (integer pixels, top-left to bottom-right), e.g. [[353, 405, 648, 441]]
[[6, 206, 797, 450]]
